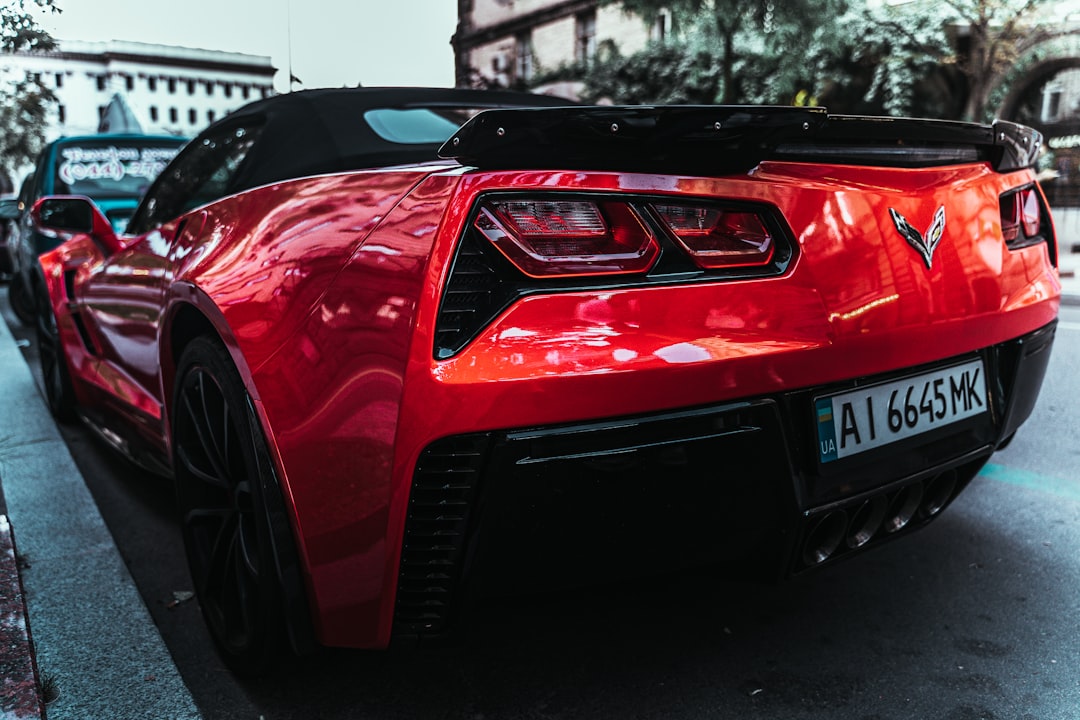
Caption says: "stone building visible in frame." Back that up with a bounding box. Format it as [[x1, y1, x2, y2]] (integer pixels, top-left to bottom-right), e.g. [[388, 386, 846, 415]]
[[453, 0, 667, 97]]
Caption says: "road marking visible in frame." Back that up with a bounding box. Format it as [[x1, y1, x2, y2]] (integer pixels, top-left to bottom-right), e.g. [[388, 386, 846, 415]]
[[980, 462, 1080, 502], [1058, 321, 1080, 332]]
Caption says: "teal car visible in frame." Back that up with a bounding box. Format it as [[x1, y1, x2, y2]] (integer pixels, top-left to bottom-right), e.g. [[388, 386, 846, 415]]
[[8, 133, 186, 322]]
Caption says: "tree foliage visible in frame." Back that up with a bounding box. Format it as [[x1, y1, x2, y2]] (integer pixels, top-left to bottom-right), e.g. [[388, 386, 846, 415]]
[[583, 0, 1069, 122], [610, 0, 853, 105], [940, 0, 1076, 121], [587, 0, 957, 115], [0, 0, 59, 188], [829, 2, 959, 118], [581, 40, 722, 104]]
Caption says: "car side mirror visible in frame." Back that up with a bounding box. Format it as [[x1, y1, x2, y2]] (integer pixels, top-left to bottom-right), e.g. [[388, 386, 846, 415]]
[[31, 196, 124, 255]]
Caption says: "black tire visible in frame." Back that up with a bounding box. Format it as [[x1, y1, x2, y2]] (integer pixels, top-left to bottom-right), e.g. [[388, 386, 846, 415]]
[[35, 290, 77, 423], [8, 272, 35, 325], [172, 337, 288, 676]]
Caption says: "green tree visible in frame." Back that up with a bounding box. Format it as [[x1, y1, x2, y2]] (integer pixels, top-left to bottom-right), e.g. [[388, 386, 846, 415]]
[[590, 0, 950, 114], [616, 0, 844, 104], [939, 0, 1075, 121], [0, 0, 60, 188], [581, 37, 723, 104], [828, 2, 959, 118], [588, 0, 1074, 121]]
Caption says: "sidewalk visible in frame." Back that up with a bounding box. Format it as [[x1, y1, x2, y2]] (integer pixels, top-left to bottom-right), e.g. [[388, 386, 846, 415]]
[[0, 312, 200, 720], [1060, 242, 1080, 305]]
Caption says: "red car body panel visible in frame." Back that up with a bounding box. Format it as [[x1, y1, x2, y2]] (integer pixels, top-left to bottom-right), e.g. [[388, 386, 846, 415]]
[[34, 92, 1059, 652]]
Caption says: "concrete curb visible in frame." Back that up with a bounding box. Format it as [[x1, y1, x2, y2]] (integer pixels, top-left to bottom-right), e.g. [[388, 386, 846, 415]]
[[0, 514, 46, 720], [0, 312, 201, 719]]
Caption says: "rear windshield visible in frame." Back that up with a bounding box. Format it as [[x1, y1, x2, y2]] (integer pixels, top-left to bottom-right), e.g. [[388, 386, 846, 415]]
[[53, 138, 185, 199], [363, 108, 483, 145]]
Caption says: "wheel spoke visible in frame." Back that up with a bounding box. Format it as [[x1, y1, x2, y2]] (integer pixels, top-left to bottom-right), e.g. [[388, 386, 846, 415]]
[[176, 445, 231, 491], [236, 508, 260, 579], [197, 372, 231, 481], [184, 507, 233, 597], [230, 538, 256, 643], [180, 375, 232, 486], [222, 402, 233, 478]]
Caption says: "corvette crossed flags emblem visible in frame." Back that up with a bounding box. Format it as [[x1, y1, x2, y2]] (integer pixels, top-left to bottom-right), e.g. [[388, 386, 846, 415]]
[[889, 206, 946, 269]]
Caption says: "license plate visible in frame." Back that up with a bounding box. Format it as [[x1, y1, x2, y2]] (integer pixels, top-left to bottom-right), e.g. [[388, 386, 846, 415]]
[[815, 358, 987, 463]]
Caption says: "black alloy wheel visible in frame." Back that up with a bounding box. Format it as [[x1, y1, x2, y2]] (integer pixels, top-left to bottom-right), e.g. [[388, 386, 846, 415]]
[[8, 272, 35, 325], [173, 337, 287, 676], [35, 289, 77, 423]]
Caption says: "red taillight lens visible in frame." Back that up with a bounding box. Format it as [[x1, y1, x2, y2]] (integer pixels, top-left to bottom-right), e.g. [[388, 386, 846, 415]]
[[1000, 187, 1043, 245], [475, 199, 659, 277], [1020, 188, 1041, 238], [652, 204, 774, 268], [999, 192, 1020, 242]]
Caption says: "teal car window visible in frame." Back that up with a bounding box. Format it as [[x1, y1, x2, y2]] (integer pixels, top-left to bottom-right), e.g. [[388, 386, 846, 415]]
[[52, 138, 184, 199]]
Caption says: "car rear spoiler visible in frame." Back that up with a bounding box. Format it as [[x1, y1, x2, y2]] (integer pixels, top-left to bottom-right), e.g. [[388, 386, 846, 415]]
[[438, 106, 1041, 176]]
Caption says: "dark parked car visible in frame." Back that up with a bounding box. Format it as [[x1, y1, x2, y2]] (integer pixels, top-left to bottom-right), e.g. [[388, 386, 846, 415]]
[[0, 195, 19, 276], [7, 133, 184, 322]]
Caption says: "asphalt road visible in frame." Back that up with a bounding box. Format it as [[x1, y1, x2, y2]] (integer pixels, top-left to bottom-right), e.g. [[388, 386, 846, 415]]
[[4, 286, 1080, 720]]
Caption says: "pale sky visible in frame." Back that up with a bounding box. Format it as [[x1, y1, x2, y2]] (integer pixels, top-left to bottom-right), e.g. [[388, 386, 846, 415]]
[[37, 0, 459, 93]]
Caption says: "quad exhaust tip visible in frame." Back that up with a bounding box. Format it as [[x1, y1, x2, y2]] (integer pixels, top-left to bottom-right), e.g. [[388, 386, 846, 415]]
[[845, 496, 887, 549], [802, 510, 847, 566], [883, 483, 924, 534], [799, 469, 963, 569], [921, 470, 958, 518]]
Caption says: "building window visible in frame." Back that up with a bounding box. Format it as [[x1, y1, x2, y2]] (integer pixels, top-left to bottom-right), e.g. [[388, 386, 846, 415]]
[[207, 109, 216, 123], [514, 32, 534, 84], [1042, 83, 1063, 123], [150, 106, 159, 122], [148, 77, 157, 92], [575, 11, 597, 64], [224, 84, 232, 99], [169, 107, 178, 123], [650, 8, 672, 43], [261, 86, 271, 98], [96, 75, 106, 91], [187, 80, 195, 95], [55, 73, 63, 88], [242, 85, 250, 100], [125, 75, 134, 91], [189, 108, 197, 125], [57, 105, 65, 124], [168, 78, 176, 94]]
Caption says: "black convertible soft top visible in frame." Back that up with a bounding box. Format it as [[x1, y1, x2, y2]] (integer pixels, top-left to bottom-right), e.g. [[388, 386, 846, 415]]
[[208, 87, 572, 195]]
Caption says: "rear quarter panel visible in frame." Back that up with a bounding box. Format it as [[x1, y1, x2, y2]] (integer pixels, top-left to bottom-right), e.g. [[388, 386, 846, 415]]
[[172, 169, 457, 647], [168, 169, 436, 376]]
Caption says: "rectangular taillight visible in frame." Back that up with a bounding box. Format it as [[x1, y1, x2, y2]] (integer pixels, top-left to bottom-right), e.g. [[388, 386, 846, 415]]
[[1000, 186, 1048, 251], [651, 203, 775, 269], [474, 199, 660, 278]]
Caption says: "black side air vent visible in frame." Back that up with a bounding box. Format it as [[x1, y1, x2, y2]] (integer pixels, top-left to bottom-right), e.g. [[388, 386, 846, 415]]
[[394, 434, 490, 637]]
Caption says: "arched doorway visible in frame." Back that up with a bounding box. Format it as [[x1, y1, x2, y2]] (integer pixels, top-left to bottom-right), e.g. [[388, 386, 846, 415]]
[[1001, 57, 1080, 209]]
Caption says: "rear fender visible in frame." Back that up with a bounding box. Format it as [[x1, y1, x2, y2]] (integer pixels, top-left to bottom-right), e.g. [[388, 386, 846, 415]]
[[37, 235, 108, 406]]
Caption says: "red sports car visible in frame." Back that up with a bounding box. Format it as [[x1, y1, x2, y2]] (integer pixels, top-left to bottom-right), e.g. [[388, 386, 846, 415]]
[[29, 88, 1058, 673]]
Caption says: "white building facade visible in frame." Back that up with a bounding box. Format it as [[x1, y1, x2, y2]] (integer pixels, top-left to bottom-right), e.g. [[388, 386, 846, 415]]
[[2, 39, 277, 140]]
